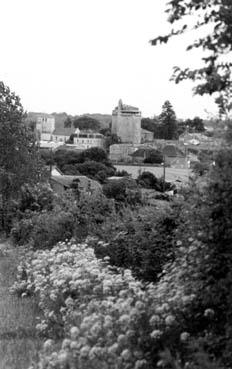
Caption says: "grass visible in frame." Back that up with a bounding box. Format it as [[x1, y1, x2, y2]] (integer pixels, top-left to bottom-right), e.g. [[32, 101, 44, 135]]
[[0, 237, 43, 369]]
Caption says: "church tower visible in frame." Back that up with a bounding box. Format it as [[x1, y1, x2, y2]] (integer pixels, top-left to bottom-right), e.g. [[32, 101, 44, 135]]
[[111, 99, 141, 144]]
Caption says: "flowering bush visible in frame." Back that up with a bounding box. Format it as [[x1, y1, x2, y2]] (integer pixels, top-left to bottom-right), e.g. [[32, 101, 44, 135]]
[[12, 239, 198, 369]]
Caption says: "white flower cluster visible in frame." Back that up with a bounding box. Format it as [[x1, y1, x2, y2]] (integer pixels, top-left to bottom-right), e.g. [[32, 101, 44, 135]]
[[12, 240, 194, 369]]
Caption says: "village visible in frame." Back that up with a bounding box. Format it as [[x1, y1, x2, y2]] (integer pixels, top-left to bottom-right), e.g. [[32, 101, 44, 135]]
[[26, 99, 222, 197], [0, 1, 232, 369]]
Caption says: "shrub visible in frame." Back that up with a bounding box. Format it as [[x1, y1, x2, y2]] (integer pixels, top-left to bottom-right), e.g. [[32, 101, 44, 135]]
[[93, 205, 178, 282], [143, 149, 163, 164], [10, 240, 183, 369], [103, 179, 143, 207], [11, 209, 74, 248], [137, 171, 174, 192], [18, 182, 54, 213], [12, 191, 116, 248]]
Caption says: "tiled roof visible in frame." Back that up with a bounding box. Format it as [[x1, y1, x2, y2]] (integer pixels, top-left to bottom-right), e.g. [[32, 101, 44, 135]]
[[52, 127, 75, 136]]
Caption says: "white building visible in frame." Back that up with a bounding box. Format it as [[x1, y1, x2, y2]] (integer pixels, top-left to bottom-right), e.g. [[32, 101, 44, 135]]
[[72, 129, 105, 150], [52, 126, 75, 143]]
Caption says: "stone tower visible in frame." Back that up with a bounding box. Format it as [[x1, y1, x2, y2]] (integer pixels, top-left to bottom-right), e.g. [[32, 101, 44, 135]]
[[112, 99, 141, 144]]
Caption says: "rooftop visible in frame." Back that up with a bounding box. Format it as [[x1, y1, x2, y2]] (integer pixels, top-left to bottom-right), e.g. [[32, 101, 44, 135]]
[[112, 99, 141, 115]]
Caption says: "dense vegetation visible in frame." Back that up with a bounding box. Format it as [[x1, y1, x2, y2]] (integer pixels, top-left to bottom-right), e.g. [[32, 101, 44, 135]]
[[10, 145, 232, 369], [151, 0, 232, 115], [1, 5, 232, 363]]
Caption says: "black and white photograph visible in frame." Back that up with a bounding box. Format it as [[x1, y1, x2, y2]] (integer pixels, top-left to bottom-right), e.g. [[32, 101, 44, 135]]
[[0, 1, 232, 368]]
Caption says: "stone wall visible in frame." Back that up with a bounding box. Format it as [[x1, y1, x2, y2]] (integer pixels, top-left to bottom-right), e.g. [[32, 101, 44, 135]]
[[112, 113, 141, 144]]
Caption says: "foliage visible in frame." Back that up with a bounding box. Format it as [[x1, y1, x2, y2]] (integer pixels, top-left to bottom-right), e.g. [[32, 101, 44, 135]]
[[64, 161, 115, 181], [40, 149, 55, 166], [0, 81, 44, 232], [18, 183, 54, 213], [70, 178, 81, 199], [64, 116, 72, 128], [225, 119, 232, 143], [11, 191, 116, 248], [54, 149, 81, 169], [103, 179, 142, 206], [151, 0, 232, 114], [11, 147, 232, 369], [94, 205, 178, 282], [10, 239, 182, 369], [137, 171, 174, 192], [105, 133, 121, 151], [73, 116, 101, 131], [53, 147, 114, 182], [178, 117, 205, 135], [54, 147, 109, 169], [141, 117, 159, 138], [153, 147, 232, 367], [191, 161, 209, 176], [186, 117, 205, 132], [11, 209, 74, 248], [114, 170, 130, 177], [143, 149, 163, 164], [192, 149, 214, 175], [159, 101, 178, 140], [78, 147, 108, 163]]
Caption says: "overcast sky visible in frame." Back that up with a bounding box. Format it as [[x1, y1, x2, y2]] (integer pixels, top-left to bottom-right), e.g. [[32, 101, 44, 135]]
[[0, 0, 218, 119]]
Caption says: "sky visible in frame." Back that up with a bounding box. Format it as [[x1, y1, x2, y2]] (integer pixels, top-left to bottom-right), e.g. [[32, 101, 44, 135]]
[[0, 0, 219, 119]]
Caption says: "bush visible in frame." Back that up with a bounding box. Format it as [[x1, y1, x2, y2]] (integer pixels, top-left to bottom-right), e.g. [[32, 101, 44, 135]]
[[11, 209, 74, 248], [12, 191, 116, 248], [137, 171, 174, 192], [10, 240, 179, 369], [143, 149, 163, 164], [103, 179, 143, 207], [154, 147, 232, 367], [93, 205, 179, 282], [18, 182, 54, 213]]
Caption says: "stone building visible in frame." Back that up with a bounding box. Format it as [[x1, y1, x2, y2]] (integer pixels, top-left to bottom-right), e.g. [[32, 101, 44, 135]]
[[36, 114, 55, 141], [72, 129, 105, 150], [109, 143, 136, 162], [141, 129, 154, 143], [112, 99, 141, 144]]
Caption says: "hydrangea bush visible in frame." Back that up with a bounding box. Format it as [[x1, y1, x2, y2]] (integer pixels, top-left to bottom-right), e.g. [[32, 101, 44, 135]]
[[11, 239, 199, 369]]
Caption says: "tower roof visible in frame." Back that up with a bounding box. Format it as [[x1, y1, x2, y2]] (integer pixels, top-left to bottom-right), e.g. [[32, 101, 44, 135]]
[[113, 99, 140, 115]]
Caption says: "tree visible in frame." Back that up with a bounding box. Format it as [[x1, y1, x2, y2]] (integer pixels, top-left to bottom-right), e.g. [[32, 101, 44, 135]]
[[78, 147, 108, 163], [191, 117, 205, 132], [137, 171, 158, 189], [141, 117, 160, 138], [73, 116, 101, 131], [151, 0, 232, 115], [0, 82, 43, 232], [159, 101, 178, 139], [64, 116, 72, 128], [70, 178, 80, 199], [105, 133, 121, 151], [144, 149, 163, 164]]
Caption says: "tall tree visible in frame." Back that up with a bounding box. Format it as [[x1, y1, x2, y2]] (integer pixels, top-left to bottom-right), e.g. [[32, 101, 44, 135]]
[[151, 0, 232, 115], [64, 116, 72, 128], [0, 82, 43, 232], [159, 100, 178, 139], [73, 116, 101, 131], [141, 117, 161, 138]]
